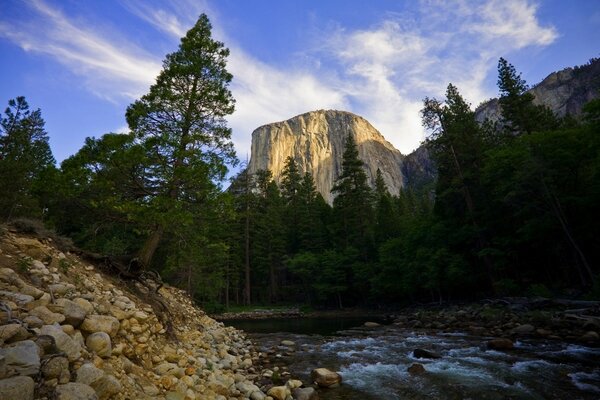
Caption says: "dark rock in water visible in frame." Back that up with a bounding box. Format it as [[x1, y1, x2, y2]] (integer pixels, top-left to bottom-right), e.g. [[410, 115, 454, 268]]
[[487, 338, 514, 350], [413, 348, 441, 359], [293, 387, 319, 400], [407, 363, 426, 375]]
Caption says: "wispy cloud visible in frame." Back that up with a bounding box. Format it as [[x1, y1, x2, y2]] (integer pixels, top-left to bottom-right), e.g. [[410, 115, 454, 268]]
[[0, 0, 558, 156], [317, 0, 558, 152], [0, 0, 161, 101]]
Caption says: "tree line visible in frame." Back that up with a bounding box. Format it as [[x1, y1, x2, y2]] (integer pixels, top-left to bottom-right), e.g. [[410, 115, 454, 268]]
[[1, 14, 599, 310]]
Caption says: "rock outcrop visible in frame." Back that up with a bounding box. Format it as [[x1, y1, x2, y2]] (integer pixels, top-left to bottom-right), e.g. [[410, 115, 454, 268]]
[[247, 110, 405, 203], [475, 58, 600, 123]]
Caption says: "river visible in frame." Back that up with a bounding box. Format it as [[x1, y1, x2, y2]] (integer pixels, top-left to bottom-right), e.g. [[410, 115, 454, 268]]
[[223, 317, 600, 399]]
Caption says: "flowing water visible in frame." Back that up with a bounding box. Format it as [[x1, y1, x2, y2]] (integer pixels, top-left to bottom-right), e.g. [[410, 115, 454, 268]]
[[223, 317, 600, 399]]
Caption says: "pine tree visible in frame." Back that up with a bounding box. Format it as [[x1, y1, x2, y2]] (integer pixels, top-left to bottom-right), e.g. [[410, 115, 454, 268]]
[[0, 97, 55, 220], [125, 14, 237, 268], [422, 83, 495, 291], [280, 156, 302, 254], [331, 134, 374, 256]]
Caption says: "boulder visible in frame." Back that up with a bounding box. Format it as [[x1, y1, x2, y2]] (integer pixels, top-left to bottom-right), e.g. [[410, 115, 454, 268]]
[[311, 368, 342, 387], [29, 305, 65, 325], [413, 348, 441, 359], [286, 379, 303, 389], [80, 315, 120, 337], [0, 290, 34, 307], [56, 382, 98, 400], [266, 385, 290, 400], [0, 340, 40, 375], [407, 363, 426, 375], [0, 323, 31, 343], [487, 338, 514, 350], [73, 298, 94, 315], [23, 315, 44, 329], [85, 332, 112, 358], [40, 325, 82, 361], [580, 331, 599, 342], [293, 387, 319, 400], [0, 375, 35, 400], [511, 324, 535, 335], [41, 356, 70, 383], [76, 363, 122, 400], [55, 299, 87, 327]]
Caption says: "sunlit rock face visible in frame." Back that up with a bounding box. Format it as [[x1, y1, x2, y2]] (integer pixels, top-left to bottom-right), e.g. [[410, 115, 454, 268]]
[[475, 59, 600, 123], [247, 110, 406, 204]]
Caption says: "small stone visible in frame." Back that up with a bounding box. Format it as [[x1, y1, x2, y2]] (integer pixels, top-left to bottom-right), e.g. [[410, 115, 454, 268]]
[[407, 363, 426, 375], [55, 382, 98, 400], [86, 332, 112, 358], [0, 290, 34, 307], [311, 368, 342, 387], [280, 340, 295, 347], [0, 375, 35, 400]]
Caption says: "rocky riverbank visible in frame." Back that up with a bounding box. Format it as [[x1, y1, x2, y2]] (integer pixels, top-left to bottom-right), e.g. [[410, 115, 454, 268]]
[[389, 299, 600, 346], [0, 227, 320, 400]]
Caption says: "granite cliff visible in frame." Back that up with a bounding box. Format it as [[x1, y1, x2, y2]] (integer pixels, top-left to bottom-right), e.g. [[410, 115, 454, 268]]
[[475, 58, 600, 123], [247, 110, 406, 203]]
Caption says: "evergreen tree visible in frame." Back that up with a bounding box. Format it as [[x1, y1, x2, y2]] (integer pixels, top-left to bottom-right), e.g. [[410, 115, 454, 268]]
[[331, 134, 374, 256], [0, 97, 55, 220], [280, 156, 302, 254], [422, 83, 495, 291], [374, 168, 400, 244], [126, 14, 237, 268]]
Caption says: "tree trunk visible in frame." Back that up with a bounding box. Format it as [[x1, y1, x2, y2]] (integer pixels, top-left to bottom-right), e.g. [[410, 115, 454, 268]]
[[138, 226, 164, 269]]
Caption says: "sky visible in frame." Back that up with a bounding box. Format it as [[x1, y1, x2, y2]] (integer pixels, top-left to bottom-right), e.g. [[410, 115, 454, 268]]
[[1, 0, 599, 164]]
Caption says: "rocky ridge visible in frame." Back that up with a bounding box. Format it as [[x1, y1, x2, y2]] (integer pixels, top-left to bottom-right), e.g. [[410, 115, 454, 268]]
[[247, 110, 405, 204], [0, 225, 318, 400], [475, 58, 600, 123]]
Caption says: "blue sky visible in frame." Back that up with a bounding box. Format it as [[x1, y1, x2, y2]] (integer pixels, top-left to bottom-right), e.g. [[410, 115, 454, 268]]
[[1, 0, 599, 164]]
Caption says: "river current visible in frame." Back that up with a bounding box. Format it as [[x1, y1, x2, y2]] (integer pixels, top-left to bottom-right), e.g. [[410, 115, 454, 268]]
[[224, 317, 600, 399]]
